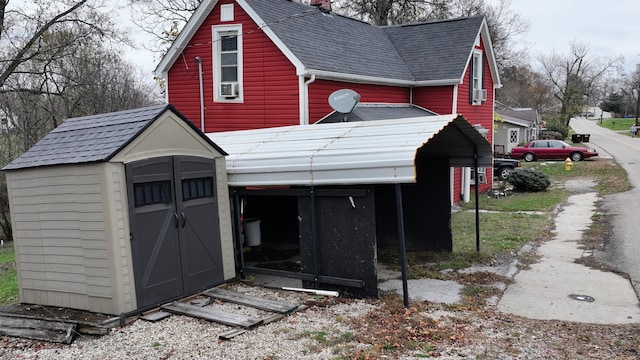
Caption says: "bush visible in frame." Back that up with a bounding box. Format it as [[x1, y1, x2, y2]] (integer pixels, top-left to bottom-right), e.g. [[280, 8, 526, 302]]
[[545, 116, 569, 139], [538, 130, 563, 140], [506, 168, 551, 192]]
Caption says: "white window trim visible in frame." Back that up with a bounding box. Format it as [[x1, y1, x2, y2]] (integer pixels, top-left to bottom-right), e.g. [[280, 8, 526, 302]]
[[212, 24, 244, 103], [471, 50, 483, 106], [470, 167, 487, 185]]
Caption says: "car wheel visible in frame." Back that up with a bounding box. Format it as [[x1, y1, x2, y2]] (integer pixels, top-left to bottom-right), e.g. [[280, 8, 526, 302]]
[[570, 152, 583, 162], [498, 167, 513, 180], [523, 153, 535, 162]]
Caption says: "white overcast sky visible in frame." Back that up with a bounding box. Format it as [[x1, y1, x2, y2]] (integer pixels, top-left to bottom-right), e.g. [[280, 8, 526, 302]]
[[501, 0, 640, 72], [123, 0, 640, 76]]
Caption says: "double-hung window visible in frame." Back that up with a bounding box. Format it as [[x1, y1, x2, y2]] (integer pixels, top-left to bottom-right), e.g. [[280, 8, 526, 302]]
[[213, 25, 243, 102], [470, 50, 485, 105]]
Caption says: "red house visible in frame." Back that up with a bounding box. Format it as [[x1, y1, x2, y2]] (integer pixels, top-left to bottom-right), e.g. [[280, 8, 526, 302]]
[[154, 0, 501, 202]]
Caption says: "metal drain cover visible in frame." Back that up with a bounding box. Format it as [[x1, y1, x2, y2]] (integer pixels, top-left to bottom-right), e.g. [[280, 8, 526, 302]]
[[568, 294, 595, 302]]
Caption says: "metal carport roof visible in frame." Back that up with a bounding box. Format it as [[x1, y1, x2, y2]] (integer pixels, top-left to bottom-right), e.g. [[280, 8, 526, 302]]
[[207, 114, 491, 187]]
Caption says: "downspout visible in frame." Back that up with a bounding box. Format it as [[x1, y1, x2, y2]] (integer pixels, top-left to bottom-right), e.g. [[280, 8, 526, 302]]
[[474, 152, 480, 252], [463, 167, 471, 203], [195, 56, 205, 132], [301, 75, 316, 125]]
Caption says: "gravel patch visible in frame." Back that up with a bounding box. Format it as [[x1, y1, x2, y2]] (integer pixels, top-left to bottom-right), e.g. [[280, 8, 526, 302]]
[[0, 284, 378, 360], [1, 281, 639, 359]]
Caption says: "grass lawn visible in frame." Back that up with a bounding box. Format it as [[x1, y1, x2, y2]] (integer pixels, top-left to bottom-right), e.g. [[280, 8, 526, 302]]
[[598, 117, 639, 133], [0, 241, 18, 305]]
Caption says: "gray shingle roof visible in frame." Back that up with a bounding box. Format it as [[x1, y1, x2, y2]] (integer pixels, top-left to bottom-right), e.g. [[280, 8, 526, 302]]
[[382, 17, 483, 81], [243, 0, 484, 83], [3, 104, 225, 171], [319, 104, 436, 123], [497, 109, 538, 125]]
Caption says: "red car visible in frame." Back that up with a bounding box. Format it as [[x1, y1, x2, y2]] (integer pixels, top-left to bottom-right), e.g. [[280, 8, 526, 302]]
[[509, 140, 598, 162]]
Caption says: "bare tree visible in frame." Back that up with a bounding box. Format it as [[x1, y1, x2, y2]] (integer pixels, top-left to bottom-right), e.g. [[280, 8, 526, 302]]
[[0, 1, 160, 241], [0, 0, 128, 93], [333, 0, 450, 25], [618, 70, 640, 125], [537, 42, 622, 133], [498, 64, 554, 115], [128, 0, 202, 58]]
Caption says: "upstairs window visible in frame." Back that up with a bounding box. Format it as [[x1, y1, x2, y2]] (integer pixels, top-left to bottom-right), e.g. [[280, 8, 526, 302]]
[[213, 25, 243, 102], [470, 50, 485, 105], [221, 34, 238, 82]]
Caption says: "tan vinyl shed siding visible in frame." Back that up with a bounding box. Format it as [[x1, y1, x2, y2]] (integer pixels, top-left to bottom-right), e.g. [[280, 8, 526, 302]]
[[6, 163, 132, 314]]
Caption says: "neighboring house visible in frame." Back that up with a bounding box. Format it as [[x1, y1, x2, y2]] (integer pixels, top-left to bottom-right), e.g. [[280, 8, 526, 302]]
[[494, 107, 541, 156], [582, 106, 612, 119], [154, 0, 501, 203]]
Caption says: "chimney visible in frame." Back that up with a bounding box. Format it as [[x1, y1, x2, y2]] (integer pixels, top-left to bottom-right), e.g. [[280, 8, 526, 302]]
[[310, 0, 331, 12]]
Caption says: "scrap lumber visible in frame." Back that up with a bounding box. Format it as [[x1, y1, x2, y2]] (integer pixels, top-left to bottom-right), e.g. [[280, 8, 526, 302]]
[[218, 328, 247, 340], [161, 302, 262, 329], [0, 315, 76, 344], [202, 288, 298, 314], [140, 311, 171, 322]]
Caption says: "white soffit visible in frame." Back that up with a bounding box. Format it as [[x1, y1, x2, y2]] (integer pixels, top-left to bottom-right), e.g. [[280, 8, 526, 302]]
[[208, 114, 491, 187]]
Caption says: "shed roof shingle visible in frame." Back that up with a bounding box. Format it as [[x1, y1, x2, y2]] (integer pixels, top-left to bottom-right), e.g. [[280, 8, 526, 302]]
[[3, 104, 225, 171]]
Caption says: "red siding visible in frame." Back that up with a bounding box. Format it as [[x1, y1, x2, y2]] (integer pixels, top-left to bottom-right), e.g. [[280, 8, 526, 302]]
[[455, 38, 495, 192], [167, 0, 300, 132], [453, 168, 461, 202], [308, 80, 410, 122], [412, 86, 455, 115]]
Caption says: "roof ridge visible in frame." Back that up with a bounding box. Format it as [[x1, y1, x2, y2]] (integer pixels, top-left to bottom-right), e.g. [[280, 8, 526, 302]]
[[380, 15, 483, 29]]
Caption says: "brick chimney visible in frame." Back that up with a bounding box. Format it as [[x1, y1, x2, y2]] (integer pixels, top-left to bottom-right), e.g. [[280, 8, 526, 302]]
[[310, 0, 331, 12]]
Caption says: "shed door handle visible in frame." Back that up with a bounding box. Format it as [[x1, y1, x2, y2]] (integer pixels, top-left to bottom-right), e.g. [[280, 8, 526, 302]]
[[180, 212, 186, 228], [174, 212, 179, 228]]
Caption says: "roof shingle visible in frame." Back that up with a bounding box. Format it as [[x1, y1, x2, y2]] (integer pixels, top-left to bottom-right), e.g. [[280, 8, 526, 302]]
[[244, 0, 483, 82], [2, 104, 220, 171]]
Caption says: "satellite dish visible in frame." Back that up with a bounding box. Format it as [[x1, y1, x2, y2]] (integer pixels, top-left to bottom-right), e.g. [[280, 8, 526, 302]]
[[328, 89, 360, 114]]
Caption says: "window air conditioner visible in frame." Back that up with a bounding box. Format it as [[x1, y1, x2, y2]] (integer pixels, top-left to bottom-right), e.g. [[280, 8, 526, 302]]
[[220, 82, 239, 98], [474, 89, 487, 102]]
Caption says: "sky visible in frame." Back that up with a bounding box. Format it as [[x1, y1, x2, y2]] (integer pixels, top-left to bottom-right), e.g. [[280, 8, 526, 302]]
[[499, 0, 640, 73], [124, 0, 640, 77]]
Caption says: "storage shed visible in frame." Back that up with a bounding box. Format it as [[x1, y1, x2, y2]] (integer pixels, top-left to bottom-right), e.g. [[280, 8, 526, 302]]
[[210, 114, 492, 297], [3, 104, 235, 315]]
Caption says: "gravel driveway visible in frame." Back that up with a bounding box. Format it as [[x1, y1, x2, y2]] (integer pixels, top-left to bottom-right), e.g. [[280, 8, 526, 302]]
[[2, 278, 639, 359]]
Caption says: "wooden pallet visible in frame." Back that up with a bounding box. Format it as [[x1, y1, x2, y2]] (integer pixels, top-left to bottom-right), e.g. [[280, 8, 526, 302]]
[[202, 288, 299, 314], [161, 302, 263, 329], [0, 315, 76, 344]]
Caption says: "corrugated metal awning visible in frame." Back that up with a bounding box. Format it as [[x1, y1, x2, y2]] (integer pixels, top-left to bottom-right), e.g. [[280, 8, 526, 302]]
[[208, 114, 491, 187]]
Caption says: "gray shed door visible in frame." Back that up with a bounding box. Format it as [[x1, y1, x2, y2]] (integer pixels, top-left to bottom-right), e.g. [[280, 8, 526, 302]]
[[126, 156, 224, 309]]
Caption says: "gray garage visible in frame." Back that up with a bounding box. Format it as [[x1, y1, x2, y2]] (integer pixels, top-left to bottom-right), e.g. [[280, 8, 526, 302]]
[[3, 105, 235, 315]]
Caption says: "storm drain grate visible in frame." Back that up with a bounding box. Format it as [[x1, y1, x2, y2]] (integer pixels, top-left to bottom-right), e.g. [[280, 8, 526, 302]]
[[568, 294, 595, 302]]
